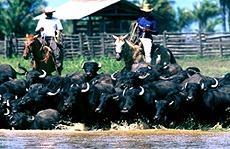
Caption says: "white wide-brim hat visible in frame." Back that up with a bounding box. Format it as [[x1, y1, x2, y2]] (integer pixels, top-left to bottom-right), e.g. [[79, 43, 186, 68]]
[[141, 3, 153, 12], [43, 7, 55, 13]]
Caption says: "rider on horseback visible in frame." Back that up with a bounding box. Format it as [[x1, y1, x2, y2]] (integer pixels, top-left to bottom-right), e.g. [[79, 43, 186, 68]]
[[136, 3, 159, 64], [35, 7, 63, 75]]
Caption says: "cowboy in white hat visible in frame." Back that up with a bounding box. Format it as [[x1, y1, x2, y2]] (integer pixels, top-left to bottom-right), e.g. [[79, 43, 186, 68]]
[[35, 6, 64, 75], [137, 3, 158, 64]]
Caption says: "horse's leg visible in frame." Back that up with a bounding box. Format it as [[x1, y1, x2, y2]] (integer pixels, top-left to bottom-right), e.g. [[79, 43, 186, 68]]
[[30, 60, 37, 69]]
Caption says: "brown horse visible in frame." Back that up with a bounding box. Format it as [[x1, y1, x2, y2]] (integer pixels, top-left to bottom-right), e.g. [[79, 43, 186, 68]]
[[23, 34, 59, 75]]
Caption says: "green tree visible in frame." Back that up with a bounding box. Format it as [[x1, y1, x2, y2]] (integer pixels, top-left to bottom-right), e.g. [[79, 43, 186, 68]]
[[193, 0, 221, 32], [145, 0, 177, 33], [219, 0, 230, 31], [205, 18, 222, 32], [176, 8, 195, 32], [219, 0, 227, 31], [0, 0, 46, 38]]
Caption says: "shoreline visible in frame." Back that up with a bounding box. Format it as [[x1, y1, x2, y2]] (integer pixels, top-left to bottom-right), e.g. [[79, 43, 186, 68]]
[[0, 128, 230, 136]]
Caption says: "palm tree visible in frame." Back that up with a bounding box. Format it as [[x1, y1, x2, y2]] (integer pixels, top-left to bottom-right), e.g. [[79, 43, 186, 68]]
[[205, 18, 222, 32], [0, 0, 46, 37], [219, 0, 230, 31], [146, 0, 177, 32], [193, 0, 221, 32], [176, 8, 194, 32], [219, 0, 227, 32]]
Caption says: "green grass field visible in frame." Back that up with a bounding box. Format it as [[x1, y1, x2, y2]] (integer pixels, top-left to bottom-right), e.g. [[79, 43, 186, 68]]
[[0, 56, 229, 77]]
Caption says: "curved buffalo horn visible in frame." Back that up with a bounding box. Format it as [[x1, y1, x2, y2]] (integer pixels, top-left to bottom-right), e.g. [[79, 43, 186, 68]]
[[81, 62, 85, 69], [200, 82, 205, 90], [4, 108, 10, 116], [95, 108, 100, 113], [6, 100, 10, 107], [70, 83, 79, 88], [159, 76, 169, 80], [122, 87, 128, 96], [139, 86, 145, 96], [163, 65, 169, 69], [211, 78, 219, 88], [47, 88, 61, 96], [81, 82, 90, 93], [112, 95, 119, 100], [187, 96, 193, 101], [111, 71, 118, 80], [186, 72, 191, 78], [39, 70, 47, 78], [184, 82, 188, 90], [138, 73, 150, 79], [179, 91, 186, 96], [9, 77, 14, 81], [27, 116, 35, 121], [169, 101, 174, 106], [147, 66, 152, 70], [98, 62, 102, 68]]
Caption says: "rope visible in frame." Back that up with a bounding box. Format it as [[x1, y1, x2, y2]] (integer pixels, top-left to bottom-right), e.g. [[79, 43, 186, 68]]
[[130, 22, 138, 42]]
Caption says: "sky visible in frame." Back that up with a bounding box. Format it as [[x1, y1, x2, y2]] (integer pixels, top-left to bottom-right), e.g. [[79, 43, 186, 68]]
[[46, 0, 197, 10]]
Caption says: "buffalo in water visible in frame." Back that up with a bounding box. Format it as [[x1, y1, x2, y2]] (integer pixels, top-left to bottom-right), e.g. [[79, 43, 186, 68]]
[[0, 59, 229, 130]]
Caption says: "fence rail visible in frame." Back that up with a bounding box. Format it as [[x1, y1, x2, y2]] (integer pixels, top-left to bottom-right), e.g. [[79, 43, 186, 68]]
[[1, 32, 230, 59]]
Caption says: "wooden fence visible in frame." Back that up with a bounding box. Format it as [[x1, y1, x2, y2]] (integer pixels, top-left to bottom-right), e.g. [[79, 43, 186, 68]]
[[1, 32, 230, 59]]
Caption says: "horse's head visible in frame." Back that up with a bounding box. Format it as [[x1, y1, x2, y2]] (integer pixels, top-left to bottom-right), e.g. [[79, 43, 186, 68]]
[[112, 34, 129, 61], [23, 34, 39, 60]]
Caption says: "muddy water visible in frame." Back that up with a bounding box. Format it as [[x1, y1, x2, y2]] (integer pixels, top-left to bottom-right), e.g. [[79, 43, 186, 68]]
[[0, 129, 230, 148]]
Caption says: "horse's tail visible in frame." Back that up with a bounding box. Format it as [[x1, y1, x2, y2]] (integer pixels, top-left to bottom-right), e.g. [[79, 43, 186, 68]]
[[167, 49, 177, 64], [16, 63, 28, 75]]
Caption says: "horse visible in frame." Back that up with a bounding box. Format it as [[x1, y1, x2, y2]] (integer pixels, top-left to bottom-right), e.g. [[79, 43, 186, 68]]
[[112, 34, 148, 72], [23, 34, 61, 76], [112, 34, 177, 72]]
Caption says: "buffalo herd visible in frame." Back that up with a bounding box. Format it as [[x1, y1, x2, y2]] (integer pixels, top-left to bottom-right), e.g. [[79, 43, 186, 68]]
[[0, 61, 229, 130]]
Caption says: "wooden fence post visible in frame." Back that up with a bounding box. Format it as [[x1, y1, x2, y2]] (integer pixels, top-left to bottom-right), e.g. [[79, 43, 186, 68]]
[[163, 31, 167, 47], [70, 34, 74, 59], [219, 38, 223, 57], [4, 36, 7, 58], [198, 30, 203, 57], [78, 33, 83, 55], [101, 33, 106, 55]]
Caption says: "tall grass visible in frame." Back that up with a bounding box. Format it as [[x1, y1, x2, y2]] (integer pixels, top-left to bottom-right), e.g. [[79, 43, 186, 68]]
[[0, 56, 229, 77]]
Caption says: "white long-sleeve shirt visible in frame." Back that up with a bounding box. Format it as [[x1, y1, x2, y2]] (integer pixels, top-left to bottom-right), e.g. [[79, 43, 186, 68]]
[[35, 17, 63, 37]]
